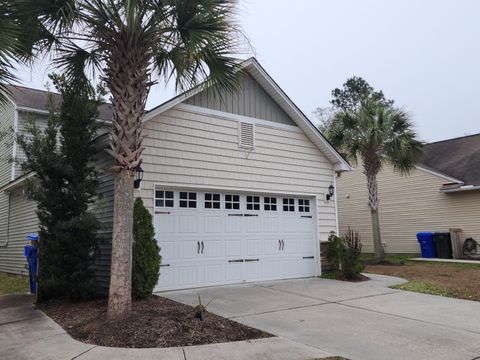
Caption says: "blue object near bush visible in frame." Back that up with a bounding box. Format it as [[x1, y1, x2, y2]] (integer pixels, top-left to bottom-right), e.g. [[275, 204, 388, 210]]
[[417, 232, 436, 258]]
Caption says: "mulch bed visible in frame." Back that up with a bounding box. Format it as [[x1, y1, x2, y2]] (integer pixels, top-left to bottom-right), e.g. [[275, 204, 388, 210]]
[[39, 295, 272, 348], [365, 262, 480, 301]]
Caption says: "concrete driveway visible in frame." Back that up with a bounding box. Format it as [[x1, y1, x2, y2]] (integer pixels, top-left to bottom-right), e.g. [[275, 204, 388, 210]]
[[162, 274, 480, 360]]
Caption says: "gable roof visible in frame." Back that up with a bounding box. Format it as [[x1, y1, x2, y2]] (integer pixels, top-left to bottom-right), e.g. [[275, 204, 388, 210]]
[[419, 133, 480, 188], [144, 57, 351, 172], [6, 84, 113, 121]]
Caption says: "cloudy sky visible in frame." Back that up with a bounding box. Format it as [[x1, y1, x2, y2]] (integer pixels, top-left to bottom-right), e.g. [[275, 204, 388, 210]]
[[14, 0, 480, 142]]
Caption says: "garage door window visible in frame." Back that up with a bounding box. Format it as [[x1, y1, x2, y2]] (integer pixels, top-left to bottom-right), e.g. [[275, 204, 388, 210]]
[[298, 199, 310, 212], [155, 190, 174, 208], [246, 195, 260, 210], [283, 198, 295, 212], [179, 192, 197, 208], [225, 194, 240, 209], [205, 193, 221, 209], [264, 197, 277, 211]]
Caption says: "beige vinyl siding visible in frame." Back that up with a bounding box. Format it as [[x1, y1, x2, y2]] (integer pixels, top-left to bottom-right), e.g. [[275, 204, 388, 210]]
[[0, 101, 16, 252], [137, 105, 337, 242], [185, 73, 296, 126], [90, 148, 115, 291], [337, 162, 480, 253], [0, 187, 38, 274], [14, 111, 49, 178]]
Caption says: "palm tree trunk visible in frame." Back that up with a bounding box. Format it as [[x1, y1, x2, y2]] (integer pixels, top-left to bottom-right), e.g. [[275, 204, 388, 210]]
[[104, 33, 151, 319], [107, 170, 134, 318], [364, 159, 385, 260]]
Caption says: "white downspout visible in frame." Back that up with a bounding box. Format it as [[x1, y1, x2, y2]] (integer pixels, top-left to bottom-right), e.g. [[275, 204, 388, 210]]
[[333, 170, 339, 236], [1, 192, 11, 247]]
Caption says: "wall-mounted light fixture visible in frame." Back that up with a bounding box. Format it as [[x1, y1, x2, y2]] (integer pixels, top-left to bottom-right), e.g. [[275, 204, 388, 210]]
[[134, 165, 144, 189], [325, 184, 335, 201]]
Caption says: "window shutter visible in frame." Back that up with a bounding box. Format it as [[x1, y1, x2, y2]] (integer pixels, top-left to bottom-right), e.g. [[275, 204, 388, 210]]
[[238, 122, 255, 149]]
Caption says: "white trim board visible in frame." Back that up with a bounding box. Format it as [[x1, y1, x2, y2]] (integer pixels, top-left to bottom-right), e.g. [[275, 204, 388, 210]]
[[152, 182, 320, 198], [415, 165, 464, 184], [11, 108, 18, 181], [175, 103, 301, 132]]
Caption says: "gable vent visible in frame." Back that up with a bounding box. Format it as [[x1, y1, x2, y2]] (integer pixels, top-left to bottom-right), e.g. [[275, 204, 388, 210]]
[[238, 122, 255, 149]]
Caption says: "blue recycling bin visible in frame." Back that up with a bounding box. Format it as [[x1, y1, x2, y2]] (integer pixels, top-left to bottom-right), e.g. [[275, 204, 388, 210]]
[[417, 232, 436, 258]]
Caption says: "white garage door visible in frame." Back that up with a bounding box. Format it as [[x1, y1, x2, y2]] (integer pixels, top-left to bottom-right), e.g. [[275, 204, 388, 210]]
[[154, 188, 317, 291]]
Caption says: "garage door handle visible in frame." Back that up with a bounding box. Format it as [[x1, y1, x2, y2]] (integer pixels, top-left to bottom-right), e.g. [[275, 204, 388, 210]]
[[245, 258, 259, 262], [197, 241, 200, 254], [301, 215, 312, 218], [228, 214, 243, 216], [159, 264, 170, 267], [201, 241, 204, 254], [278, 239, 281, 250], [281, 239, 285, 251], [244, 214, 259, 217], [228, 259, 244, 263], [303, 256, 314, 259]]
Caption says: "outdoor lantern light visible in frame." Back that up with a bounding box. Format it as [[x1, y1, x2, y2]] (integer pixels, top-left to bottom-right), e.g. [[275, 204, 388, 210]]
[[134, 165, 144, 189], [326, 184, 335, 201]]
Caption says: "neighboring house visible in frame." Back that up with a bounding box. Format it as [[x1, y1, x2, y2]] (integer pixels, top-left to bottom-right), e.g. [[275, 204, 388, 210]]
[[337, 133, 480, 254], [0, 86, 112, 275], [0, 58, 350, 292]]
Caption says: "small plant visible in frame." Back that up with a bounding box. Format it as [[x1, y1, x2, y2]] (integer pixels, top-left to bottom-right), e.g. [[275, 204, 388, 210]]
[[194, 293, 214, 321], [342, 228, 364, 279], [326, 228, 364, 280]]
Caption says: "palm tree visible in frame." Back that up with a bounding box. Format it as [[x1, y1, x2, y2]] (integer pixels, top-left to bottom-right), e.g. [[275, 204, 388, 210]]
[[12, 0, 246, 318], [330, 99, 423, 260]]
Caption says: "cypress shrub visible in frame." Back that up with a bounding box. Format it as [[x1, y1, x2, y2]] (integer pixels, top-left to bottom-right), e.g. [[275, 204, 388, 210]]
[[132, 198, 161, 298], [18, 75, 100, 301]]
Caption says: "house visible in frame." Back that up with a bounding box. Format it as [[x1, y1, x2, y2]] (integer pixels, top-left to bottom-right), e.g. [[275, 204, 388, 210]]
[[337, 133, 480, 254], [0, 58, 350, 291]]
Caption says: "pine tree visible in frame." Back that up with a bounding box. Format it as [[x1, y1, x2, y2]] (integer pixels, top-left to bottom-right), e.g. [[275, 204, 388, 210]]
[[18, 75, 101, 301], [132, 198, 160, 299]]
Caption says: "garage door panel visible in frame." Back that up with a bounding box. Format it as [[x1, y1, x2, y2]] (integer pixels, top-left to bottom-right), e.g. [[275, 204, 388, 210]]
[[245, 216, 262, 233], [156, 265, 174, 289], [246, 238, 263, 256], [263, 216, 280, 233], [176, 264, 199, 285], [226, 262, 243, 281], [179, 215, 198, 233], [263, 238, 281, 255], [158, 241, 176, 260], [225, 239, 242, 256], [244, 260, 262, 280], [281, 217, 299, 233], [155, 215, 175, 234], [203, 262, 224, 283], [225, 216, 242, 233], [263, 258, 286, 278], [204, 215, 223, 233], [178, 240, 198, 259], [203, 239, 223, 258]]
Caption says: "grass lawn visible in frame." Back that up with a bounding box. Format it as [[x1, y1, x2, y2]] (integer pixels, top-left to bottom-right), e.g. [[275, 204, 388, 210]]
[[364, 259, 480, 301], [0, 272, 29, 295]]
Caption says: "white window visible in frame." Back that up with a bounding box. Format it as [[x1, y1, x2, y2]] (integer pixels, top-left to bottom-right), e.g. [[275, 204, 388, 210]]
[[298, 199, 310, 212], [179, 192, 197, 208], [282, 198, 295, 212], [155, 190, 174, 208], [225, 194, 240, 210], [264, 197, 277, 211], [246, 195, 260, 210], [238, 122, 255, 149], [205, 193, 221, 209]]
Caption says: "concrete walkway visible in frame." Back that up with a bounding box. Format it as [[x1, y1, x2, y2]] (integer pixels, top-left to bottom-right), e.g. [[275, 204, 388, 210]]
[[0, 294, 331, 360], [163, 274, 480, 360]]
